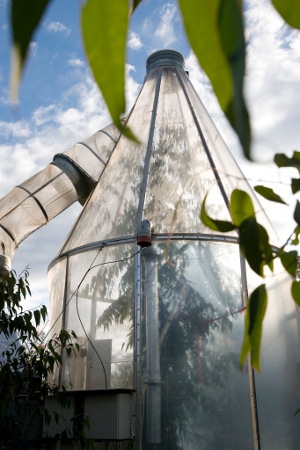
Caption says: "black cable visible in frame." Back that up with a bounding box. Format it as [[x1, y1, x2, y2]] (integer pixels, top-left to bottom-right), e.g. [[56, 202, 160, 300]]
[[43, 248, 140, 389]]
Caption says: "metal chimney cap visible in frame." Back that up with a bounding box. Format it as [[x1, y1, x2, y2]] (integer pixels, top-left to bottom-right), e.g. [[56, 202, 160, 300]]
[[146, 49, 185, 72]]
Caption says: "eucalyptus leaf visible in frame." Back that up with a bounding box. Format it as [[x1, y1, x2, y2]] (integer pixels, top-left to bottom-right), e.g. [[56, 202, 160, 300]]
[[230, 189, 255, 225], [280, 250, 298, 277], [274, 152, 300, 172], [294, 201, 300, 227], [271, 0, 300, 29], [200, 195, 236, 232], [240, 284, 267, 371], [254, 185, 287, 205], [291, 178, 300, 194], [178, 0, 251, 159], [291, 226, 300, 245], [258, 223, 274, 272], [291, 280, 300, 307], [239, 217, 263, 277], [81, 0, 129, 129], [10, 0, 51, 102]]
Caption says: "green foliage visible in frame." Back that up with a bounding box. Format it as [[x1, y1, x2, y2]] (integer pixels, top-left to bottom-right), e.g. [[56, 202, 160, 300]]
[[254, 185, 287, 205], [81, 0, 129, 132], [0, 270, 85, 448], [240, 284, 267, 370], [230, 189, 255, 225], [201, 182, 300, 370], [271, 0, 300, 28], [201, 195, 236, 232], [10, 0, 51, 102], [8, 0, 300, 159]]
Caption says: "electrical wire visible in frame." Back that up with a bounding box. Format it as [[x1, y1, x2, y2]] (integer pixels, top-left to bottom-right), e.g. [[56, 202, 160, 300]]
[[43, 247, 140, 389]]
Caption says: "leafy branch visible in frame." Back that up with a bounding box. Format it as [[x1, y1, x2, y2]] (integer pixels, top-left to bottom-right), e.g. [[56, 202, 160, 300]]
[[9, 0, 300, 159], [201, 153, 300, 370], [0, 270, 84, 447]]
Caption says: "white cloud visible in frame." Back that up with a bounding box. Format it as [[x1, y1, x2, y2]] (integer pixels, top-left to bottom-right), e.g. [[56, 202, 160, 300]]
[[153, 3, 177, 46], [125, 64, 141, 111], [0, 120, 31, 139], [243, 0, 300, 161], [30, 41, 38, 58], [47, 21, 71, 35], [128, 30, 143, 50], [68, 57, 85, 67], [33, 105, 56, 126]]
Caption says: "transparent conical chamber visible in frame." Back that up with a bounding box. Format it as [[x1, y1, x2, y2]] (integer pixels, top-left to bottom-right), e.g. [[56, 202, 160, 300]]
[[47, 50, 299, 449]]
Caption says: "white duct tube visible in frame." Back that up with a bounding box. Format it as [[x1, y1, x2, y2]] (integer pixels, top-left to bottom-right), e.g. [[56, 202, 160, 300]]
[[0, 122, 120, 274]]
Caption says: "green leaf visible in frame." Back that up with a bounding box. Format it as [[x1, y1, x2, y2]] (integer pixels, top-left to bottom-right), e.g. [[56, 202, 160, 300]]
[[179, 0, 251, 159], [10, 0, 51, 102], [200, 195, 237, 232], [130, 0, 143, 14], [291, 280, 300, 307], [280, 250, 298, 277], [258, 223, 274, 272], [81, 0, 129, 129], [254, 185, 287, 205], [230, 189, 255, 225], [240, 284, 267, 371], [274, 152, 300, 172], [292, 178, 300, 194], [271, 0, 300, 29], [294, 201, 300, 227], [239, 217, 264, 277], [291, 226, 300, 245], [33, 310, 40, 327]]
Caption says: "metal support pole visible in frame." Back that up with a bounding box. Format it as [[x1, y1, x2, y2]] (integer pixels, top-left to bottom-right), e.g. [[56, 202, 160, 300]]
[[142, 246, 161, 444]]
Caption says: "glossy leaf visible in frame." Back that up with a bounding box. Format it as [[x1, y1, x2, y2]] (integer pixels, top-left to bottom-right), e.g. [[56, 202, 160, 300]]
[[254, 185, 287, 205], [240, 284, 267, 371], [10, 0, 51, 102], [81, 0, 129, 129], [272, 0, 300, 29], [280, 250, 298, 277], [294, 201, 300, 227], [258, 223, 274, 272], [178, 0, 251, 159], [239, 217, 264, 277], [274, 152, 300, 172], [230, 189, 255, 225], [291, 280, 300, 307], [291, 178, 300, 194], [200, 195, 237, 232]]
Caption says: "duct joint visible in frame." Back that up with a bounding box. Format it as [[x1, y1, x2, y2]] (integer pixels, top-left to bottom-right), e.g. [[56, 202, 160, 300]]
[[52, 154, 96, 204]]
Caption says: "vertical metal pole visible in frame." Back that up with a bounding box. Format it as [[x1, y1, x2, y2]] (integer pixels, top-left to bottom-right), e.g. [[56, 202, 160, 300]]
[[142, 246, 161, 444], [240, 253, 261, 450], [134, 250, 142, 446]]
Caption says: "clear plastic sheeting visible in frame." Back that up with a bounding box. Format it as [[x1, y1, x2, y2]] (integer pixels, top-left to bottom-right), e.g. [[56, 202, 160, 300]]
[[1, 49, 295, 448], [59, 71, 158, 254], [248, 261, 300, 450], [58, 58, 277, 257], [63, 122, 120, 182], [49, 244, 135, 391], [140, 241, 253, 449]]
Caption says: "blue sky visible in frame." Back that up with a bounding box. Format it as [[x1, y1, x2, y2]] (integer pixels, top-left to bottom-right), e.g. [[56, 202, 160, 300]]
[[1, 0, 300, 313]]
